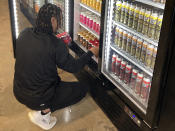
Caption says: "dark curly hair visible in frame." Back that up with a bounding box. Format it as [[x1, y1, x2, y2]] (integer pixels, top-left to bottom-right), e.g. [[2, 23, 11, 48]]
[[34, 3, 63, 34]]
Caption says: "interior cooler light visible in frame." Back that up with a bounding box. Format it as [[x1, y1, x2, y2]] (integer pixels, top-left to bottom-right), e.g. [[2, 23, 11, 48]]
[[13, 0, 19, 38], [65, 0, 69, 33]]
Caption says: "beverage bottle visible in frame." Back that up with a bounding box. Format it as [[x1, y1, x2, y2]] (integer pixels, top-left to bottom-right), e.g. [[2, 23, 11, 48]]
[[131, 36, 137, 56], [96, 0, 100, 11], [119, 61, 127, 81], [124, 64, 132, 84], [120, 1, 126, 23], [99, 0, 102, 13], [135, 38, 143, 59], [130, 69, 138, 90], [118, 29, 123, 48], [116, 57, 121, 76], [151, 47, 157, 69], [92, 0, 96, 9], [140, 41, 148, 63], [87, 0, 90, 6], [142, 9, 151, 35], [90, 0, 93, 8], [122, 31, 128, 51], [145, 44, 154, 67], [128, 3, 135, 28], [155, 14, 163, 40], [126, 33, 132, 53], [132, 5, 140, 30], [141, 78, 151, 103], [112, 54, 117, 73], [124, 2, 130, 25], [135, 73, 143, 96], [115, 27, 120, 45], [148, 11, 158, 39], [89, 16, 93, 29], [137, 7, 145, 33], [115, 0, 122, 22]]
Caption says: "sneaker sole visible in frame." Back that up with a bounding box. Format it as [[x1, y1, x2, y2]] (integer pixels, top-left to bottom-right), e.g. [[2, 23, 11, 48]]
[[28, 112, 57, 130]]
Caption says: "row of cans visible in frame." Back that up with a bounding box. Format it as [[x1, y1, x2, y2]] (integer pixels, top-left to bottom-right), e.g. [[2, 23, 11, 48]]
[[111, 53, 151, 103], [80, 11, 101, 35], [114, 26, 157, 69], [152, 0, 166, 4], [114, 0, 163, 41], [81, 0, 102, 13]]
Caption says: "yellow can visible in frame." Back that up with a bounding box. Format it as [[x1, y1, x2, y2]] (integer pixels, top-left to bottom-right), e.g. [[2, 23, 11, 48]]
[[90, 0, 93, 8], [98, 0, 102, 13], [87, 0, 90, 6], [84, 0, 87, 5], [96, 0, 100, 11], [92, 0, 96, 9]]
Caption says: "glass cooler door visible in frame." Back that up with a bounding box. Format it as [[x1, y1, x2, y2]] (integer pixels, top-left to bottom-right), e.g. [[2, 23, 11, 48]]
[[73, 0, 103, 63], [47, 0, 70, 33], [101, 0, 166, 114]]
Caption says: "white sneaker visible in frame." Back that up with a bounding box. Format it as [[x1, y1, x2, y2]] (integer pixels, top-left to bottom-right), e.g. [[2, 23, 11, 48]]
[[28, 111, 57, 130]]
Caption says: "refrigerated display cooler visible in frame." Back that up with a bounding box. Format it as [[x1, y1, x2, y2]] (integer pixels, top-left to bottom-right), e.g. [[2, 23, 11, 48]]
[[8, 0, 175, 130], [70, 0, 104, 73], [8, 0, 72, 57], [96, 0, 175, 130]]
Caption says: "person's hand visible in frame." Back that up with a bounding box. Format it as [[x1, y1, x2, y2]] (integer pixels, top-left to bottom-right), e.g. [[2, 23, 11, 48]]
[[89, 46, 99, 57]]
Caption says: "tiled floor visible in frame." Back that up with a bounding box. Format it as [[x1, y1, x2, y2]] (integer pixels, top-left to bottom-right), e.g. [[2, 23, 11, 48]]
[[0, 0, 117, 131]]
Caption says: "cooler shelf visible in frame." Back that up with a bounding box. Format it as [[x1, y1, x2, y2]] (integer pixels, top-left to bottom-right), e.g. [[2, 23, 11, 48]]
[[110, 44, 153, 77], [74, 40, 98, 63], [113, 21, 158, 47], [135, 0, 165, 10], [80, 3, 101, 17], [79, 22, 100, 39]]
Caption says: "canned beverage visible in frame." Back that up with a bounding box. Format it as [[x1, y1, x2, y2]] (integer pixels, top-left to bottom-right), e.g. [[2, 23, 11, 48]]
[[89, 16, 93, 29], [130, 69, 138, 90], [135, 38, 143, 59], [115, 57, 121, 76], [131, 36, 137, 56], [135, 73, 143, 95], [141, 78, 151, 103], [115, 27, 120, 45], [140, 41, 148, 63], [122, 31, 128, 51], [118, 29, 123, 48], [86, 15, 90, 27], [124, 65, 132, 84], [112, 54, 117, 73], [93, 18, 97, 32], [145, 44, 154, 67], [126, 33, 133, 53], [119, 61, 126, 81]]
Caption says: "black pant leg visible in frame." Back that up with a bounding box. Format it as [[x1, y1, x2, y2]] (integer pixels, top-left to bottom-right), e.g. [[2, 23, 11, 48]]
[[50, 81, 89, 112]]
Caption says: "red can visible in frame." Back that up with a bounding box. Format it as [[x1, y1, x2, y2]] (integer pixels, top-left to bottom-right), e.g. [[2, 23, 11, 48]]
[[124, 65, 132, 84], [115, 57, 121, 76], [112, 54, 117, 73], [141, 78, 151, 103], [130, 69, 138, 90], [135, 73, 143, 95], [93, 19, 97, 32], [86, 15, 90, 27], [89, 16, 93, 29], [119, 61, 126, 81]]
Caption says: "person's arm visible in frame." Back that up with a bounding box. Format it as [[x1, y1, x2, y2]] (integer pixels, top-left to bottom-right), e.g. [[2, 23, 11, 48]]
[[55, 39, 94, 73]]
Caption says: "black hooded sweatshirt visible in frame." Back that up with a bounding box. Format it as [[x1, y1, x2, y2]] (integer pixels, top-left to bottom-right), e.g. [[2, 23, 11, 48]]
[[13, 28, 93, 105]]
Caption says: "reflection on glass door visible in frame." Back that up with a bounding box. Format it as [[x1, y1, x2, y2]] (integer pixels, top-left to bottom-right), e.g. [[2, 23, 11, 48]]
[[101, 0, 166, 114]]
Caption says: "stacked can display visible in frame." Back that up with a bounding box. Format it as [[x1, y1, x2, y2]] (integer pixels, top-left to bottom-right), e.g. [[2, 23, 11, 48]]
[[80, 11, 101, 35], [81, 0, 102, 13], [111, 53, 151, 103], [114, 0, 164, 41], [114, 26, 157, 69], [77, 31, 99, 50]]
